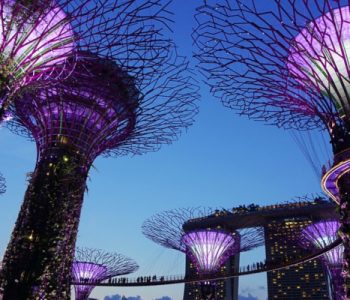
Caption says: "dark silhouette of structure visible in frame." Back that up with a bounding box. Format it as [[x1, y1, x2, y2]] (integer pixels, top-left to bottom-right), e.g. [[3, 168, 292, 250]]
[[142, 208, 264, 300], [0, 173, 5, 195], [194, 0, 350, 296], [1, 1, 199, 298], [72, 248, 138, 300], [300, 220, 344, 300]]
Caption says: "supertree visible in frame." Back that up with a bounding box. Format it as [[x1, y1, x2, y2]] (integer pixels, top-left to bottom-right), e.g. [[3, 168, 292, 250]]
[[0, 173, 6, 195], [142, 208, 264, 299], [72, 248, 139, 300], [0, 0, 158, 121], [193, 0, 350, 296], [0, 3, 199, 298], [299, 220, 344, 300]]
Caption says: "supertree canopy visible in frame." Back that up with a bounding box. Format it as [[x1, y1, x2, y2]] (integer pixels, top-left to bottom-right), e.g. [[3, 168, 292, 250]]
[[181, 230, 237, 274], [0, 1, 199, 298], [193, 0, 350, 295], [0, 0, 152, 120], [142, 207, 264, 268], [143, 208, 264, 298], [300, 220, 343, 299], [72, 248, 139, 300], [0, 0, 74, 114]]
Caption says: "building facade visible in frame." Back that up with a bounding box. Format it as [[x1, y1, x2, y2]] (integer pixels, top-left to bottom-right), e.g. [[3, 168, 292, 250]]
[[265, 218, 329, 299], [183, 199, 338, 300], [183, 254, 239, 300]]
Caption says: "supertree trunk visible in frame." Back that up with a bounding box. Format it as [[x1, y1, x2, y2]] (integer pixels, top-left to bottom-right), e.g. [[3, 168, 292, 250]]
[[337, 172, 350, 299], [200, 282, 216, 300], [329, 267, 344, 300], [0, 146, 89, 299]]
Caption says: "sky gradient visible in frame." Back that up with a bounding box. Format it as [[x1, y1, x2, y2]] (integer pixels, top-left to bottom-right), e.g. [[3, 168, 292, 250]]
[[0, 1, 327, 300]]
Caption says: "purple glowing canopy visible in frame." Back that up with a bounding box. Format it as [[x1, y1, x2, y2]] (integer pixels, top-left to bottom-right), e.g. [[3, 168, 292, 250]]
[[181, 230, 237, 273], [300, 220, 342, 266], [0, 0, 74, 95], [72, 248, 139, 300], [11, 53, 138, 162], [288, 6, 350, 117], [72, 262, 108, 300]]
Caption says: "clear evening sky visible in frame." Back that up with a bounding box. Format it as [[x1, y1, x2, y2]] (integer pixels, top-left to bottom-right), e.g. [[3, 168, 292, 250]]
[[0, 1, 327, 300]]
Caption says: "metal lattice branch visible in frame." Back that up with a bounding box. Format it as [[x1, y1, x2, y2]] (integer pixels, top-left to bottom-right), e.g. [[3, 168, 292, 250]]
[[237, 227, 265, 252], [8, 48, 199, 159], [142, 208, 214, 252], [142, 207, 264, 253], [0, 172, 6, 195], [193, 0, 350, 130], [0, 0, 175, 119], [299, 220, 343, 266], [73, 247, 138, 300], [74, 248, 139, 279], [299, 220, 344, 299]]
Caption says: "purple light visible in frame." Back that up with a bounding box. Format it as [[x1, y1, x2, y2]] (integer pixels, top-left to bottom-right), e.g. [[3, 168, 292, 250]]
[[72, 262, 108, 300], [301, 221, 343, 266], [288, 6, 350, 116], [181, 230, 236, 273], [14, 54, 138, 162], [0, 1, 74, 92]]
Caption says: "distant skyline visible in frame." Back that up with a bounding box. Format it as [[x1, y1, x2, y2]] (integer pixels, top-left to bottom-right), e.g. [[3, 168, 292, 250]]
[[0, 1, 326, 300]]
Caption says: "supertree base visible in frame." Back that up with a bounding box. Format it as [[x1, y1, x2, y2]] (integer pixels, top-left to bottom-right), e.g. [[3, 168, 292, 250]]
[[0, 145, 88, 299]]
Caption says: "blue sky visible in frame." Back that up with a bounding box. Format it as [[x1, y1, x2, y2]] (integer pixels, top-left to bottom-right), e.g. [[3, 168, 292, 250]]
[[0, 1, 327, 300]]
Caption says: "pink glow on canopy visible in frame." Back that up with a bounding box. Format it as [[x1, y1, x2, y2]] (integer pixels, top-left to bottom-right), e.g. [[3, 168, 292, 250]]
[[301, 221, 343, 266], [72, 262, 108, 300], [0, 0, 74, 90], [288, 6, 350, 116], [181, 230, 236, 273]]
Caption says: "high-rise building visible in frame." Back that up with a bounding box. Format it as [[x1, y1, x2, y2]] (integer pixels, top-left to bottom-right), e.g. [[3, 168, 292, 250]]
[[183, 199, 338, 300], [265, 218, 328, 299]]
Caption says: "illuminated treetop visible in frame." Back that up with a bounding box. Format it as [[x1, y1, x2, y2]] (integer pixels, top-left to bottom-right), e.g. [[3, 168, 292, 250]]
[[0, 0, 177, 120], [73, 247, 139, 300], [181, 230, 237, 273], [193, 0, 350, 131], [142, 207, 264, 254], [8, 49, 198, 161], [300, 220, 343, 267]]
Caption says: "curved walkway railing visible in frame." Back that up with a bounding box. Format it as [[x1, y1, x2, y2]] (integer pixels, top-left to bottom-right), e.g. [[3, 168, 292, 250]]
[[321, 158, 350, 204], [72, 238, 342, 287]]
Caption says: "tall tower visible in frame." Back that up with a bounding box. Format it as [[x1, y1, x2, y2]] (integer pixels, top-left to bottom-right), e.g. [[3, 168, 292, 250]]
[[1, 3, 198, 295], [265, 218, 329, 299], [194, 1, 350, 295]]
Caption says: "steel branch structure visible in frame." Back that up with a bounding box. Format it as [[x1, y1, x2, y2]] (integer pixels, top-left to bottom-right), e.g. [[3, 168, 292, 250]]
[[0, 2, 199, 298], [72, 248, 138, 300], [142, 207, 264, 298], [194, 0, 350, 296], [0, 0, 173, 121], [300, 220, 343, 300], [0, 172, 6, 195]]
